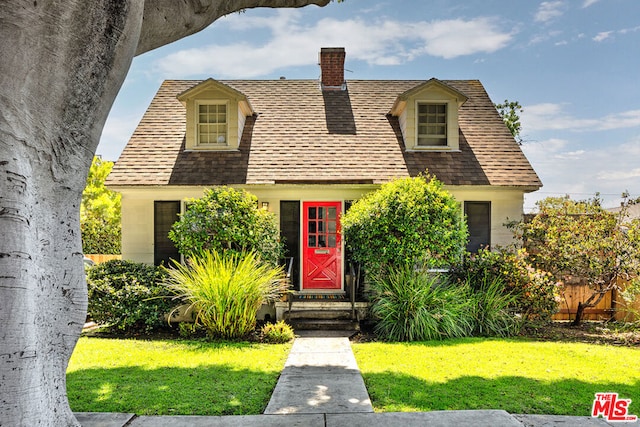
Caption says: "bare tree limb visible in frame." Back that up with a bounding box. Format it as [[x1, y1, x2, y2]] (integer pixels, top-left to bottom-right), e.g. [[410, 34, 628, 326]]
[[137, 0, 331, 55]]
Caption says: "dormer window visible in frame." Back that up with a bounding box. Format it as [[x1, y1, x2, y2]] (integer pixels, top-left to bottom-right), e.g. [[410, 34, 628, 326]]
[[389, 78, 467, 152], [417, 103, 447, 147], [177, 78, 254, 151], [198, 101, 228, 146]]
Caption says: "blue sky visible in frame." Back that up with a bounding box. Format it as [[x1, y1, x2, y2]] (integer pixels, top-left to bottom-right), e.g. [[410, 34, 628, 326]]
[[99, 0, 640, 211]]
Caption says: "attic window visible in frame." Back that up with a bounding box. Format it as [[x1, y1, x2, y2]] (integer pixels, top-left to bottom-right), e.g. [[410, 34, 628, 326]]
[[197, 101, 227, 145], [417, 103, 447, 146]]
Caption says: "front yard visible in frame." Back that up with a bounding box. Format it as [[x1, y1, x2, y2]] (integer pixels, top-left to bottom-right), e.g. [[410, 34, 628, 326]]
[[67, 338, 291, 415], [67, 324, 639, 416], [352, 337, 639, 415]]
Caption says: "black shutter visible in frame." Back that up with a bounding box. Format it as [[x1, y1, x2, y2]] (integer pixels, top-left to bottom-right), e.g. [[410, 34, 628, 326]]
[[154, 201, 180, 266]]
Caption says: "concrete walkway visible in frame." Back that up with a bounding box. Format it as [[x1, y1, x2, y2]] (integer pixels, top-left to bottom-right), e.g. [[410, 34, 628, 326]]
[[264, 334, 373, 414], [75, 331, 640, 427]]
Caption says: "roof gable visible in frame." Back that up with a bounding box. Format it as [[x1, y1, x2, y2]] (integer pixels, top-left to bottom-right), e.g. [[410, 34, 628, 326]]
[[389, 78, 468, 116], [106, 78, 541, 191], [177, 78, 254, 115]]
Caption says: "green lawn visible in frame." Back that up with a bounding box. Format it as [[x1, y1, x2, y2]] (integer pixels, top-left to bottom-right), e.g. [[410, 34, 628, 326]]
[[68, 336, 640, 417], [352, 338, 640, 415], [67, 337, 291, 415]]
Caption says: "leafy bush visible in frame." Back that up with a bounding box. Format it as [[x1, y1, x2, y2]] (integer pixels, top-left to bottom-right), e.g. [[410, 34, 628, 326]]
[[342, 175, 467, 274], [81, 157, 121, 254], [261, 320, 295, 343], [163, 251, 286, 339], [81, 220, 121, 254], [510, 195, 640, 325], [87, 260, 173, 333], [169, 187, 283, 266], [450, 249, 559, 323], [177, 322, 206, 339], [370, 266, 473, 341]]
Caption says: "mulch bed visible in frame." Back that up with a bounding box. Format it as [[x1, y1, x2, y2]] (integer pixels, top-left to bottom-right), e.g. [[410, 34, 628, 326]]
[[83, 320, 640, 347], [351, 321, 640, 347]]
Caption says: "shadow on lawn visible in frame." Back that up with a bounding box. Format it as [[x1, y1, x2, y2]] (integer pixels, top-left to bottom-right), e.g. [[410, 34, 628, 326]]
[[67, 364, 277, 416], [363, 372, 640, 416]]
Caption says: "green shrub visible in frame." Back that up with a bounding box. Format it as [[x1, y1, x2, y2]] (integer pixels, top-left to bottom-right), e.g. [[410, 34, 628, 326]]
[[81, 219, 121, 254], [450, 249, 559, 323], [261, 320, 295, 343], [163, 251, 286, 339], [169, 187, 283, 266], [342, 175, 467, 275], [177, 322, 206, 339], [81, 156, 121, 254], [370, 266, 473, 341], [87, 260, 173, 333]]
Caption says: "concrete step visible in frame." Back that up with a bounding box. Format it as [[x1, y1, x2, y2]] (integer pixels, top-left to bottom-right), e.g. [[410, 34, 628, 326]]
[[286, 309, 354, 320], [289, 318, 360, 331]]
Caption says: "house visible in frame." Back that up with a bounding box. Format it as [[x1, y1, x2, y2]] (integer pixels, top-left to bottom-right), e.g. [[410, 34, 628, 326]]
[[107, 47, 541, 321]]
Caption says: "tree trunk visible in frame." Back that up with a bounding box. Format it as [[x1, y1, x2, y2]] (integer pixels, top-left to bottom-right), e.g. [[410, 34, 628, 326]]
[[572, 302, 588, 326], [571, 284, 611, 326], [0, 1, 328, 425], [0, 2, 142, 425]]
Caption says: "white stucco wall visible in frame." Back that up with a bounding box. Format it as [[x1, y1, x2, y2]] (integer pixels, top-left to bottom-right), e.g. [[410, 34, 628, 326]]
[[115, 184, 533, 264]]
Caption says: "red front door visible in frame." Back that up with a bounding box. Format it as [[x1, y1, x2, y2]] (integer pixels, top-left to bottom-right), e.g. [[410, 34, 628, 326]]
[[302, 201, 342, 290]]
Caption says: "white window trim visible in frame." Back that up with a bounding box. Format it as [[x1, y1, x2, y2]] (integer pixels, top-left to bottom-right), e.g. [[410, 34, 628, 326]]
[[408, 99, 460, 152], [195, 99, 229, 147]]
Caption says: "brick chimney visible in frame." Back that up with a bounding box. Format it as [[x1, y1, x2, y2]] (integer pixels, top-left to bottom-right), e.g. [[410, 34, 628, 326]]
[[319, 47, 346, 91]]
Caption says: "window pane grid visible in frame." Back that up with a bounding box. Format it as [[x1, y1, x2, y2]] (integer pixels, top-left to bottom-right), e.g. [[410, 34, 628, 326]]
[[307, 206, 338, 248], [198, 103, 227, 145], [418, 103, 447, 146]]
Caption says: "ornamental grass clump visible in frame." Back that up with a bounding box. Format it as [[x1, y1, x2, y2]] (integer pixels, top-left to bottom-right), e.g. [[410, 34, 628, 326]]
[[371, 266, 473, 341], [164, 251, 285, 339], [468, 276, 522, 337]]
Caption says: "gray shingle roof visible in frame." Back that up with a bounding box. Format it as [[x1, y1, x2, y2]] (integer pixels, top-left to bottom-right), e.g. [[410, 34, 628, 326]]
[[107, 79, 541, 189]]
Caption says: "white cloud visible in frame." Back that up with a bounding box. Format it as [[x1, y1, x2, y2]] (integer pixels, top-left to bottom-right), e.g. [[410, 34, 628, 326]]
[[593, 25, 640, 42], [534, 1, 566, 23], [523, 134, 640, 211], [154, 11, 513, 78], [619, 25, 640, 35], [407, 18, 513, 59], [597, 168, 640, 181], [593, 31, 613, 42], [582, 0, 600, 7], [528, 30, 563, 46], [521, 103, 640, 132]]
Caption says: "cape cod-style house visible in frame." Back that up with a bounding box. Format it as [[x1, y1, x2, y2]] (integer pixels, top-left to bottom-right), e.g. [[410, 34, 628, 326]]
[[107, 47, 541, 325]]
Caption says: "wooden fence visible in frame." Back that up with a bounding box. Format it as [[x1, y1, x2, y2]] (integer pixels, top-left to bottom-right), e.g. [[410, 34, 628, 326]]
[[85, 254, 121, 264], [552, 279, 640, 322]]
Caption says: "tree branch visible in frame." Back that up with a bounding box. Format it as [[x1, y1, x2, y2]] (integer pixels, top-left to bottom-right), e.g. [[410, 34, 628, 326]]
[[137, 0, 331, 55]]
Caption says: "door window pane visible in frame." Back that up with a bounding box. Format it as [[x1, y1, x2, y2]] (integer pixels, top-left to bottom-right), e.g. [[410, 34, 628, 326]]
[[308, 207, 316, 219], [318, 221, 325, 233], [328, 235, 336, 248], [308, 221, 316, 233], [328, 207, 336, 220], [328, 221, 336, 233], [318, 207, 325, 219], [308, 235, 316, 247], [318, 235, 326, 247]]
